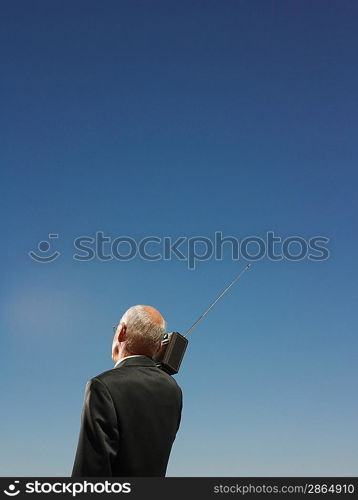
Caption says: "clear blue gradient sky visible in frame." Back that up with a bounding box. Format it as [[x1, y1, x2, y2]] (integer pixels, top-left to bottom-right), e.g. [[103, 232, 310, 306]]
[[1, 1, 357, 476]]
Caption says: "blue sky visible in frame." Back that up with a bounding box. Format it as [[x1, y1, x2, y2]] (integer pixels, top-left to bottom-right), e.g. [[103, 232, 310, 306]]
[[1, 1, 357, 476]]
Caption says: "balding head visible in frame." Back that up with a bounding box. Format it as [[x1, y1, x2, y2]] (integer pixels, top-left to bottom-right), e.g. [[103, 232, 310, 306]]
[[112, 305, 167, 362], [141, 305, 164, 325]]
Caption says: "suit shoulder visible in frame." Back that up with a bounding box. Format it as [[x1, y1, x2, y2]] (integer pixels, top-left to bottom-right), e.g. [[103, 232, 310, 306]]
[[92, 366, 182, 396], [173, 377, 183, 395], [160, 371, 183, 394], [91, 366, 140, 389], [92, 367, 118, 383]]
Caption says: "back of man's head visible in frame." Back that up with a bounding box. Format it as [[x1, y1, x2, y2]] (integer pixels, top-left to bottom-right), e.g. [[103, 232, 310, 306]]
[[121, 305, 167, 357]]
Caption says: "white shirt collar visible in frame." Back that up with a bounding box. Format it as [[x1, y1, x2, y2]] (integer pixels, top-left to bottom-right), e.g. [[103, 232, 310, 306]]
[[114, 354, 146, 368]]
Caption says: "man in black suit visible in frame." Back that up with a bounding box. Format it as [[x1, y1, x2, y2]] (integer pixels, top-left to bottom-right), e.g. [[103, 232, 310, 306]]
[[72, 305, 183, 477]]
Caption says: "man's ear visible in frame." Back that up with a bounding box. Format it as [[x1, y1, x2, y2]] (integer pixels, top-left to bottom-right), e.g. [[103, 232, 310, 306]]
[[154, 341, 162, 353], [117, 323, 127, 342]]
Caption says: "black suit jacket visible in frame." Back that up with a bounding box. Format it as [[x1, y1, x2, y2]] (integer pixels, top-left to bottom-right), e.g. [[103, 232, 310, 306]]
[[71, 355, 182, 477]]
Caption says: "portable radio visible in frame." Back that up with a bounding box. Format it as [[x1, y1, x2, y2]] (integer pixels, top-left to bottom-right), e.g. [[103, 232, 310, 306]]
[[154, 264, 251, 375]]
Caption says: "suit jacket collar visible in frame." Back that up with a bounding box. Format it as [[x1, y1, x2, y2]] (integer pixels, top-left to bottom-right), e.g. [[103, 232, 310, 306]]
[[114, 355, 157, 369]]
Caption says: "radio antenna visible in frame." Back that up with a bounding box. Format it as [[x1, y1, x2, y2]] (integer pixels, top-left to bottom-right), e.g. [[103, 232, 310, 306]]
[[184, 263, 251, 338]]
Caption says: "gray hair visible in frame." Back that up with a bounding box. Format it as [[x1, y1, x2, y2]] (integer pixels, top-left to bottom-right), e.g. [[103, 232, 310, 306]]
[[121, 305, 166, 354]]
